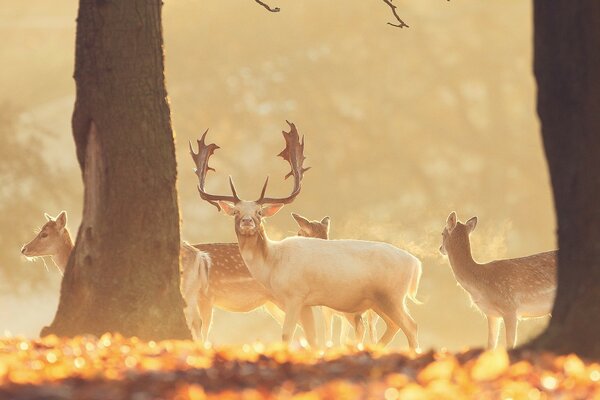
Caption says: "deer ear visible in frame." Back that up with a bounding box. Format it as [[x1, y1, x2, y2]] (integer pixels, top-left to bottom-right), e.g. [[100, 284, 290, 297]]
[[44, 213, 53, 222], [291, 212, 311, 229], [56, 211, 67, 229], [465, 216, 478, 233], [218, 201, 237, 216], [262, 204, 284, 217], [446, 211, 457, 231], [320, 216, 330, 227]]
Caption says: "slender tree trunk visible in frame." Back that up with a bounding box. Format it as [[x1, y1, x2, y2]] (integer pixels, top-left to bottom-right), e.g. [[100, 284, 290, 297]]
[[42, 0, 190, 340], [529, 1, 600, 357]]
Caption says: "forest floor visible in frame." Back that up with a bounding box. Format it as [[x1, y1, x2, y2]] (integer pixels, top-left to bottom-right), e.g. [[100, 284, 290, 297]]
[[0, 334, 598, 399]]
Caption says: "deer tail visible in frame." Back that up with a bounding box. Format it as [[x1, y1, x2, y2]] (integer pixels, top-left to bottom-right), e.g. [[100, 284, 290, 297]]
[[197, 251, 211, 296]]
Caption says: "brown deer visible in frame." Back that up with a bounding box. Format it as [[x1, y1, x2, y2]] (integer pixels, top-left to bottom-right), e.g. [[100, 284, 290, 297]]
[[190, 122, 422, 349], [439, 212, 557, 349], [292, 213, 377, 344], [22, 211, 211, 340]]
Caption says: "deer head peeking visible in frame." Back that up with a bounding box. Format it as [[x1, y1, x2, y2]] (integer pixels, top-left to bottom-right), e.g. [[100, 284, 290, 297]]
[[189, 121, 309, 237]]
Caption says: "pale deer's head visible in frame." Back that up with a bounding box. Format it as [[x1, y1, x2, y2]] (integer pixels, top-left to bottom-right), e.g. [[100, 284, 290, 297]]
[[189, 121, 309, 237], [21, 211, 69, 258], [439, 211, 477, 255], [291, 213, 330, 239]]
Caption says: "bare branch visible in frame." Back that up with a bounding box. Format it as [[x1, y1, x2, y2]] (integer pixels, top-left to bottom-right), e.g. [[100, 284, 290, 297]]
[[382, 0, 409, 28], [254, 0, 280, 12]]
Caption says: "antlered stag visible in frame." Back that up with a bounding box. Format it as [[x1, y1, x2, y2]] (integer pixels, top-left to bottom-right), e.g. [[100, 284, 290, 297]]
[[190, 122, 422, 349]]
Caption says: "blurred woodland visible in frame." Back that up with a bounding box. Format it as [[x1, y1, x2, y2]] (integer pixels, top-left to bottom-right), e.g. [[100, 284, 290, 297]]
[[0, 1, 554, 350]]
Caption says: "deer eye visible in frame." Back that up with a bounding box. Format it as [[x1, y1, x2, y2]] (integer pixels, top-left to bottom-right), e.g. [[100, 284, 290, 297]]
[[40, 232, 48, 238], [233, 210, 240, 216]]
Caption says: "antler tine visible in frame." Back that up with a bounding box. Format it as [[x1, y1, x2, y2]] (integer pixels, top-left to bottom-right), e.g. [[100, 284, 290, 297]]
[[228, 176, 240, 201], [256, 176, 270, 202], [189, 130, 239, 210], [256, 121, 310, 205]]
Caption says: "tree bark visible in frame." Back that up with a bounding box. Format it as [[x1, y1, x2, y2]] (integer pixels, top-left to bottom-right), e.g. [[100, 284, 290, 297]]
[[42, 0, 190, 340], [529, 1, 600, 357]]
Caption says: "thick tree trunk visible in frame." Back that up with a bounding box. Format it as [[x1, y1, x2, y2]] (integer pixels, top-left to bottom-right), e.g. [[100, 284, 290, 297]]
[[42, 0, 190, 340], [529, 1, 600, 357]]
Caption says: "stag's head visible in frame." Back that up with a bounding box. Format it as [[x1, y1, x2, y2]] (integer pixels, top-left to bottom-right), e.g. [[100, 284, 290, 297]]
[[190, 121, 309, 237], [439, 211, 478, 255], [292, 213, 330, 239], [21, 211, 69, 258]]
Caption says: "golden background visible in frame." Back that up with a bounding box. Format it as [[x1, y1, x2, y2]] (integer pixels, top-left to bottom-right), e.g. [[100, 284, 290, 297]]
[[0, 0, 554, 350]]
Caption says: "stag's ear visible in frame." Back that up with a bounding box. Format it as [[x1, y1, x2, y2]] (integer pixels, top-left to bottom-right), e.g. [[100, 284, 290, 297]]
[[291, 213, 311, 229], [446, 211, 457, 232], [320, 216, 330, 228], [56, 211, 67, 229], [218, 201, 237, 216], [465, 216, 478, 233], [262, 204, 284, 217], [44, 213, 53, 222]]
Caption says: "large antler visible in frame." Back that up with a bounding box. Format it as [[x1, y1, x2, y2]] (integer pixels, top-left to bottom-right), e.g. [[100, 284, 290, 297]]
[[256, 121, 310, 205], [189, 130, 240, 211]]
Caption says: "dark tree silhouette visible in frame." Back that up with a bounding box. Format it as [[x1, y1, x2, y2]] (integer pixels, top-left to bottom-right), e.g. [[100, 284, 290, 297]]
[[42, 0, 190, 340], [529, 1, 600, 358]]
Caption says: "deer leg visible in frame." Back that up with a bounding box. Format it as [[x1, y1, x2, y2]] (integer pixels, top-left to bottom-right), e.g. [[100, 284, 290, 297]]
[[374, 311, 399, 346], [299, 306, 317, 348], [281, 301, 302, 343], [367, 310, 378, 344], [377, 298, 419, 350], [343, 313, 365, 344], [486, 315, 501, 349], [321, 307, 335, 345], [199, 297, 213, 343], [503, 313, 519, 349], [263, 302, 286, 326], [184, 302, 202, 341]]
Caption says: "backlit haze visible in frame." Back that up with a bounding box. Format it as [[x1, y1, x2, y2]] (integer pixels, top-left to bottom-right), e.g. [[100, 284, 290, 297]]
[[0, 0, 554, 351]]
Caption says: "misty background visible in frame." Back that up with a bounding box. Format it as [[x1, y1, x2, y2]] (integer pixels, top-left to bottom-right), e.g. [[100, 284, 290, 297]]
[[0, 0, 554, 350]]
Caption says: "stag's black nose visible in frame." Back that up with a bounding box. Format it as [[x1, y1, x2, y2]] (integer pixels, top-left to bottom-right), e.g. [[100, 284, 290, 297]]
[[20, 246, 27, 254]]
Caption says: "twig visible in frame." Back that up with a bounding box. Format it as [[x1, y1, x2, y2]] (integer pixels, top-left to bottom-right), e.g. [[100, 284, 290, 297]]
[[254, 0, 280, 12], [382, 0, 409, 28]]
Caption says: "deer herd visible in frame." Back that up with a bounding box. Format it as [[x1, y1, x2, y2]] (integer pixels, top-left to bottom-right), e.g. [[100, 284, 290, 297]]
[[21, 122, 557, 351]]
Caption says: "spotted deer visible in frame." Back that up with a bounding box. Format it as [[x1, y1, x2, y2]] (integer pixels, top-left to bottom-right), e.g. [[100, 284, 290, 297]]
[[190, 122, 422, 349], [190, 242, 286, 342], [21, 211, 211, 340], [439, 212, 557, 349], [292, 213, 378, 344]]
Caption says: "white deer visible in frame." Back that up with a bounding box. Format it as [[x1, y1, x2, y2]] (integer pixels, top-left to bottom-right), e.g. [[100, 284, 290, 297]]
[[189, 122, 422, 349], [21, 211, 211, 340], [291, 213, 378, 344], [439, 212, 557, 349]]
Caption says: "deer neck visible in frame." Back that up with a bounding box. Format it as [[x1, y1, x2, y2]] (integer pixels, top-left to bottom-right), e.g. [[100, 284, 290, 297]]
[[236, 225, 272, 285], [446, 236, 480, 283], [53, 229, 74, 273]]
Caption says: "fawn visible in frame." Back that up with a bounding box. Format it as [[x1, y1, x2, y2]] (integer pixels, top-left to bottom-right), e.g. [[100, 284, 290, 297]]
[[440, 212, 557, 348]]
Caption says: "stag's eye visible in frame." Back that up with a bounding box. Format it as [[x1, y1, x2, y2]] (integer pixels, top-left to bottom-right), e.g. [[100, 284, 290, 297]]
[[40, 232, 48, 238]]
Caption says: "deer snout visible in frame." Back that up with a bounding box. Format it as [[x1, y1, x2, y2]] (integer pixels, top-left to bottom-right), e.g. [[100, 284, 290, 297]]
[[239, 216, 255, 228], [21, 245, 27, 255]]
